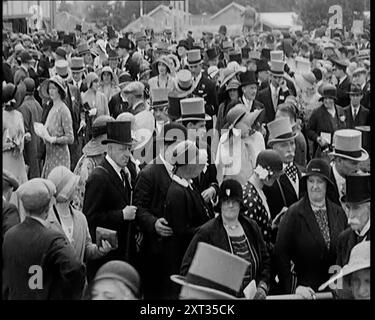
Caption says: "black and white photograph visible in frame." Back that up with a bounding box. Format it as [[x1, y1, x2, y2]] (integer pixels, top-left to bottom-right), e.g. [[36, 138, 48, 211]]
[[2, 0, 371, 303]]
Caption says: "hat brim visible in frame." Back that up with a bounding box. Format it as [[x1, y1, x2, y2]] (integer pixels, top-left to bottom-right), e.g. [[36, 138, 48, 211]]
[[318, 261, 370, 291], [170, 275, 237, 300], [220, 71, 240, 88], [101, 138, 137, 146], [82, 136, 108, 156], [340, 195, 370, 205], [71, 67, 85, 73], [269, 70, 286, 77], [268, 132, 298, 146], [300, 171, 335, 189], [93, 273, 139, 298], [39, 78, 66, 101], [176, 114, 212, 122], [328, 148, 369, 162]]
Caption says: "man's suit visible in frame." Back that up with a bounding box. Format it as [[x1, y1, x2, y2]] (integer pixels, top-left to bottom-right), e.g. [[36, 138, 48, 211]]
[[83, 158, 136, 280], [256, 85, 292, 123], [343, 104, 370, 129], [2, 217, 85, 300], [133, 156, 173, 299], [108, 92, 129, 119], [336, 75, 351, 108]]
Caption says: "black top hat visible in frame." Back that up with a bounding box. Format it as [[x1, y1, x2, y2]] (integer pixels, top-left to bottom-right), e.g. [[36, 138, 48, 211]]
[[257, 58, 270, 72], [118, 38, 132, 50], [241, 47, 250, 60], [107, 26, 116, 40], [50, 41, 63, 51], [63, 34, 75, 46], [260, 48, 271, 61], [219, 179, 243, 204], [341, 173, 370, 204], [168, 90, 192, 120], [102, 121, 136, 145], [177, 39, 189, 50], [57, 31, 65, 41], [229, 52, 242, 64], [206, 47, 219, 60], [239, 71, 257, 87]]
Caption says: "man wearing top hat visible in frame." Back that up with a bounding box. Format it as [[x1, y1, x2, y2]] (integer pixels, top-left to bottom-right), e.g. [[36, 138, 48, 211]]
[[351, 67, 370, 110], [83, 120, 138, 279], [106, 26, 118, 57], [263, 117, 305, 221], [187, 49, 219, 131], [256, 60, 293, 123], [328, 129, 369, 209], [134, 122, 188, 299], [135, 32, 153, 64], [14, 51, 32, 109], [332, 59, 351, 108], [343, 84, 370, 129], [238, 70, 265, 116], [69, 57, 87, 93], [62, 33, 75, 64], [118, 37, 133, 74], [37, 40, 55, 82], [206, 47, 219, 68], [335, 173, 370, 268]]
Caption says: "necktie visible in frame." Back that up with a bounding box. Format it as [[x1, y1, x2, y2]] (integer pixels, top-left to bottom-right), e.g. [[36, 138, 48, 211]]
[[272, 88, 279, 109], [353, 108, 358, 120], [120, 168, 132, 191], [356, 233, 367, 244], [285, 163, 297, 183]]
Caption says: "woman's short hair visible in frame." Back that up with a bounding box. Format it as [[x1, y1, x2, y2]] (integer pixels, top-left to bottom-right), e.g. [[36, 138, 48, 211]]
[[49, 82, 66, 100]]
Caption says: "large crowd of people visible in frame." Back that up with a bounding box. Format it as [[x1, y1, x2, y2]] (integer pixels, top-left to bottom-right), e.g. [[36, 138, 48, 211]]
[[2, 18, 371, 300]]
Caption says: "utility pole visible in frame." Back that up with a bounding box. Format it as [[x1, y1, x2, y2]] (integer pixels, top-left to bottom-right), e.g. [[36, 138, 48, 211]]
[[140, 0, 143, 17]]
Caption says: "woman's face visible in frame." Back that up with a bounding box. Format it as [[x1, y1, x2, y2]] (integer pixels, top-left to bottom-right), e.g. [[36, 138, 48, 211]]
[[102, 72, 112, 84], [228, 89, 239, 101], [91, 79, 99, 91], [307, 175, 327, 203], [323, 97, 335, 109], [84, 53, 93, 64], [48, 83, 59, 100], [91, 279, 136, 300], [221, 199, 240, 221], [158, 62, 167, 75], [178, 46, 186, 57]]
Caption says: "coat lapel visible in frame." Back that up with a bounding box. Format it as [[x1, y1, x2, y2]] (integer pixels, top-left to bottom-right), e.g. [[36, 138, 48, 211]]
[[102, 159, 129, 202], [280, 173, 298, 200]]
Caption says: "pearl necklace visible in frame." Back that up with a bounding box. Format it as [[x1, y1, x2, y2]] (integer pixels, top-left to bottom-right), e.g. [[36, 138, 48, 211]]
[[224, 223, 240, 230]]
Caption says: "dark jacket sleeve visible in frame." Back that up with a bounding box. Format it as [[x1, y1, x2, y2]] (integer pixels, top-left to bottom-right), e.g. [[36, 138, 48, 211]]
[[47, 236, 86, 300], [2, 203, 20, 236], [306, 108, 320, 143], [274, 207, 296, 293], [134, 169, 158, 235], [83, 171, 124, 229]]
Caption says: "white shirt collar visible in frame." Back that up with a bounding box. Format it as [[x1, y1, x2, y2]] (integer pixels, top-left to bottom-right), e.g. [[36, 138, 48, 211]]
[[339, 75, 347, 85], [132, 100, 144, 111], [356, 219, 370, 237], [242, 95, 253, 110], [29, 215, 49, 228], [194, 72, 202, 84], [332, 163, 345, 188], [105, 154, 123, 180], [172, 175, 192, 188]]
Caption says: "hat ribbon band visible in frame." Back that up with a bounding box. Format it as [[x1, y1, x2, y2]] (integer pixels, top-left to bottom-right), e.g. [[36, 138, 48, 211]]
[[188, 58, 202, 65], [185, 273, 238, 297], [181, 113, 205, 120], [334, 149, 362, 158], [178, 83, 193, 91], [274, 132, 295, 140]]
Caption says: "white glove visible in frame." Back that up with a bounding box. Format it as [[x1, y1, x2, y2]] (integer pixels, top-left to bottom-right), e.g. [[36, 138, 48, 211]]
[[88, 108, 97, 117]]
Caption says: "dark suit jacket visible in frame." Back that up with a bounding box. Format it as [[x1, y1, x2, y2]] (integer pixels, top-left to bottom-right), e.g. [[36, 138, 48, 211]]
[[2, 217, 85, 300], [108, 92, 129, 119], [328, 167, 341, 207], [275, 196, 347, 293], [3, 61, 14, 84], [263, 164, 305, 220], [343, 105, 370, 129], [2, 202, 20, 236], [361, 81, 370, 110], [193, 73, 219, 117], [336, 227, 370, 267], [256, 85, 292, 123], [83, 158, 136, 278], [336, 76, 351, 108], [239, 97, 266, 124]]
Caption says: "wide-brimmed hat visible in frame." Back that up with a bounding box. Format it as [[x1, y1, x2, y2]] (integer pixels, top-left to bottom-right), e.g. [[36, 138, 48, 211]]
[[171, 242, 249, 299], [239, 70, 257, 87], [219, 68, 240, 88], [82, 115, 114, 156], [329, 129, 368, 161], [94, 260, 141, 299], [102, 121, 137, 146], [208, 66, 219, 79], [47, 166, 80, 202], [177, 97, 211, 122], [3, 169, 19, 191], [55, 60, 72, 82], [226, 79, 241, 91], [319, 241, 370, 291], [187, 49, 202, 66], [16, 178, 56, 212], [99, 66, 116, 81], [155, 55, 174, 74], [150, 88, 169, 109], [133, 110, 155, 151], [341, 173, 370, 204], [267, 117, 297, 146], [269, 60, 285, 76], [300, 158, 335, 188], [347, 84, 363, 95], [331, 58, 348, 70], [167, 54, 180, 71], [85, 72, 99, 88], [219, 179, 243, 204], [70, 57, 85, 73], [39, 75, 66, 100], [319, 84, 337, 101]]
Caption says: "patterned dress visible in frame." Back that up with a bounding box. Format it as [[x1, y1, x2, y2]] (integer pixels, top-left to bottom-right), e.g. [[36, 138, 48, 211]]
[[42, 101, 74, 178], [243, 182, 273, 246]]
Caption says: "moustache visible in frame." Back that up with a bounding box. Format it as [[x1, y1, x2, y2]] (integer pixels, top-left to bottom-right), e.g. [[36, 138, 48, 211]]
[[348, 218, 361, 225]]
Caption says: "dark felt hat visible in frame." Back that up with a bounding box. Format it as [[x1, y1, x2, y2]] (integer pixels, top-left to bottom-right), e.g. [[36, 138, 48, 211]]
[[102, 121, 136, 145], [301, 158, 334, 188], [118, 37, 132, 50], [206, 47, 219, 60], [347, 84, 363, 95], [257, 58, 270, 72], [341, 173, 370, 204], [239, 70, 257, 87], [219, 179, 243, 204]]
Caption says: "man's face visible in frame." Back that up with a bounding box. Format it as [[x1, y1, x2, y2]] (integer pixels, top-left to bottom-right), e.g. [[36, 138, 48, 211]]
[[350, 93, 362, 107], [258, 71, 269, 83], [272, 139, 296, 164], [242, 84, 258, 100], [246, 60, 257, 72], [345, 202, 370, 232], [109, 59, 118, 70], [187, 121, 207, 141], [138, 40, 146, 49], [189, 64, 202, 78], [336, 157, 360, 178], [153, 106, 169, 123], [208, 58, 218, 67], [84, 53, 93, 65], [323, 97, 335, 109], [72, 71, 82, 83], [109, 38, 117, 48], [178, 46, 186, 57], [351, 268, 370, 300], [271, 74, 283, 88], [107, 143, 132, 168]]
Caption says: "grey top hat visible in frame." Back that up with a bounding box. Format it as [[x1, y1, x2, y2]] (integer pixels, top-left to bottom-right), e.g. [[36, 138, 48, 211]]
[[267, 117, 297, 146], [329, 129, 368, 162], [177, 97, 211, 122]]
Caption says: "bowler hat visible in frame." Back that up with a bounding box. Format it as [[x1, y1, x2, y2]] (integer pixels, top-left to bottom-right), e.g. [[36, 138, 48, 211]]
[[347, 84, 363, 95], [239, 70, 257, 87], [177, 39, 189, 50], [320, 84, 337, 100], [341, 173, 370, 204], [219, 179, 243, 204], [94, 260, 141, 299], [319, 241, 370, 291], [171, 242, 249, 298], [300, 158, 334, 188], [118, 38, 132, 50], [206, 47, 219, 60], [16, 178, 56, 211], [2, 83, 17, 103], [267, 117, 297, 146], [256, 150, 284, 177], [329, 129, 368, 162], [118, 72, 133, 89], [102, 121, 136, 145], [177, 97, 211, 122], [3, 169, 19, 191]]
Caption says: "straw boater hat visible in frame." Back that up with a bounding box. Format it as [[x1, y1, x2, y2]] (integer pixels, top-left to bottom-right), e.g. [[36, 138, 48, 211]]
[[318, 241, 370, 291], [329, 129, 369, 162], [82, 115, 114, 157], [267, 117, 298, 146], [155, 55, 174, 74], [177, 97, 211, 122], [171, 242, 249, 299], [187, 49, 202, 66]]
